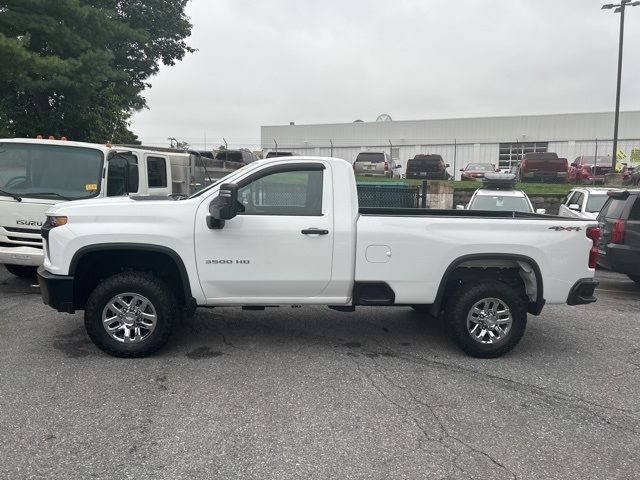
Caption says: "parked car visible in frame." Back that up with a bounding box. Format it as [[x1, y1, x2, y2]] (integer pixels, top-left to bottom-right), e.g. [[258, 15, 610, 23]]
[[596, 189, 640, 284], [558, 187, 619, 220], [460, 163, 497, 181], [266, 151, 299, 158], [215, 149, 258, 164], [519, 152, 568, 183], [567, 155, 616, 184], [38, 157, 599, 359], [405, 154, 450, 180], [352, 151, 400, 178], [461, 174, 545, 214]]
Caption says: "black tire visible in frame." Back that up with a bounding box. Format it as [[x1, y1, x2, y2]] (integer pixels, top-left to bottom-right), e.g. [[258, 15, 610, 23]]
[[411, 305, 431, 313], [84, 272, 177, 358], [627, 275, 640, 285], [445, 280, 527, 358], [5, 264, 38, 278]]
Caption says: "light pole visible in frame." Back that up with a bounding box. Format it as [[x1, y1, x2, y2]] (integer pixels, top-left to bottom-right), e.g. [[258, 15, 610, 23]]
[[602, 0, 639, 170]]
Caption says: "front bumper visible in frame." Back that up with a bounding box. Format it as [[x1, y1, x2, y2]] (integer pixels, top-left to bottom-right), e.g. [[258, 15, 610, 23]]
[[566, 278, 598, 305], [37, 266, 75, 313], [0, 245, 44, 266]]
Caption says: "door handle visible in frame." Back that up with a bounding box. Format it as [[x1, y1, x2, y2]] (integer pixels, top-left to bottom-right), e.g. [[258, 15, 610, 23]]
[[301, 228, 329, 235]]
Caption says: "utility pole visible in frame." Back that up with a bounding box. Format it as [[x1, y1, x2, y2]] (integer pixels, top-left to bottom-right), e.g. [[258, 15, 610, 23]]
[[602, 0, 640, 170]]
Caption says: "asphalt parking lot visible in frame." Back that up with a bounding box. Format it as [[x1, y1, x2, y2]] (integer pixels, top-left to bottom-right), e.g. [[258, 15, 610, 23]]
[[0, 269, 639, 480]]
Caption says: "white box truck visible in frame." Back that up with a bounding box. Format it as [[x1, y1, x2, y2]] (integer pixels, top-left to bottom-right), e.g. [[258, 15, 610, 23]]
[[0, 138, 241, 277]]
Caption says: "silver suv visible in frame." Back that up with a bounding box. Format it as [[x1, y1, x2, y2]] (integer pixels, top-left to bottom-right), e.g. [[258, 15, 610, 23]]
[[352, 152, 400, 178]]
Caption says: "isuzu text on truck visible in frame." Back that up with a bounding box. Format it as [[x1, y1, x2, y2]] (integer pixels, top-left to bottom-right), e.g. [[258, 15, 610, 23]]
[[38, 156, 600, 358], [0, 138, 239, 277]]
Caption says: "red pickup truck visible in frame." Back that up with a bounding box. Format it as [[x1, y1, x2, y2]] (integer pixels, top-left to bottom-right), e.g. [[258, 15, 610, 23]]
[[519, 152, 568, 183], [568, 155, 630, 184]]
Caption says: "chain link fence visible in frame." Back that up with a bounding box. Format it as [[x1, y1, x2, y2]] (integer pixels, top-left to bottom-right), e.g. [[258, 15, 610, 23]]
[[357, 184, 422, 208]]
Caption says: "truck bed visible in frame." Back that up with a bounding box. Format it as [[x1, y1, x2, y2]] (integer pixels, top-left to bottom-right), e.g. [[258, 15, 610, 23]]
[[358, 207, 579, 220]]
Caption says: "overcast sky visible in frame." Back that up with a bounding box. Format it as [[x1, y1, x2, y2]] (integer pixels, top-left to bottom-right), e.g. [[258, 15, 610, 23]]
[[130, 0, 640, 149]]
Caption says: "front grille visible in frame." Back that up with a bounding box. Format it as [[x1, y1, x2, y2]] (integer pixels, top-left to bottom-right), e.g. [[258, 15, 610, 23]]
[[0, 241, 43, 250], [3, 226, 42, 234], [593, 167, 612, 175], [7, 236, 41, 244]]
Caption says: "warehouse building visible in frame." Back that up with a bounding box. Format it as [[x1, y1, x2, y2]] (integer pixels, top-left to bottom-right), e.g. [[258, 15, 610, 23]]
[[261, 111, 640, 180]]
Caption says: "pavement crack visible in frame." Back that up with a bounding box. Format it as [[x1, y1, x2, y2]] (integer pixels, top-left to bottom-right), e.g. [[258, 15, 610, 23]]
[[394, 352, 640, 432], [347, 354, 517, 479]]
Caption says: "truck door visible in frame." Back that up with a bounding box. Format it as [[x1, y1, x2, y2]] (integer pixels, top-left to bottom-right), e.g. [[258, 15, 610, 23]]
[[194, 162, 334, 302]]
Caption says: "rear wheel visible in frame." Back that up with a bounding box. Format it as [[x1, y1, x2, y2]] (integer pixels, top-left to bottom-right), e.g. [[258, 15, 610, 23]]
[[5, 264, 37, 278], [627, 275, 640, 285], [445, 280, 527, 358], [84, 272, 177, 358]]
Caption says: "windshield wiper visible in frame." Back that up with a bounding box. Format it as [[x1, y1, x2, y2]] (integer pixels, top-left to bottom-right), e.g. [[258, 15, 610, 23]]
[[0, 189, 22, 202], [28, 192, 73, 201]]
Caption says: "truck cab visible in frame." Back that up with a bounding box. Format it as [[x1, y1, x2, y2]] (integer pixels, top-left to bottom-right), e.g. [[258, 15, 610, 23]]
[[0, 138, 224, 276]]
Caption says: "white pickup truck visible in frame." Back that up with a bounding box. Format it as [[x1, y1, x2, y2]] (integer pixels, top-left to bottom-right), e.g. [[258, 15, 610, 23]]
[[38, 157, 601, 358]]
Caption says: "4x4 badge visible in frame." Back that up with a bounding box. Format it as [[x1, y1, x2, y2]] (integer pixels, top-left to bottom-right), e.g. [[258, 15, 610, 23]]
[[548, 226, 582, 232]]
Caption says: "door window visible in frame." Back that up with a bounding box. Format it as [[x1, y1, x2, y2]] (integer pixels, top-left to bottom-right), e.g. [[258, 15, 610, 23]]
[[600, 198, 626, 220], [629, 197, 640, 220], [573, 192, 584, 208], [147, 156, 167, 188], [237, 169, 323, 216]]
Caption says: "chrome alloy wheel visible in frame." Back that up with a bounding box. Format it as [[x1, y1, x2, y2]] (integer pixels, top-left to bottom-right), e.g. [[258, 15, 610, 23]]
[[466, 297, 512, 344], [101, 293, 157, 343]]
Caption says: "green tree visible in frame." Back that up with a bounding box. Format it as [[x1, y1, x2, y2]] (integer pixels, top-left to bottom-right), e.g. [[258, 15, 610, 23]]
[[0, 0, 194, 143]]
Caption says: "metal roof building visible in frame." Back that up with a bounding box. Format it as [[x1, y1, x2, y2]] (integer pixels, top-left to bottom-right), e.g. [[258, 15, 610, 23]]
[[261, 111, 640, 179]]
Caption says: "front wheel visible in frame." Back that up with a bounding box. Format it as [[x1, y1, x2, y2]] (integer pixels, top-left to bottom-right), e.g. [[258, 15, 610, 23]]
[[84, 272, 177, 357], [445, 280, 527, 358], [5, 264, 38, 278]]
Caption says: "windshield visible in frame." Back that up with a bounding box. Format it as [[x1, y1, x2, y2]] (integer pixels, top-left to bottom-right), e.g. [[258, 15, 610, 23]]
[[580, 156, 613, 166], [469, 195, 531, 212], [356, 153, 385, 163], [466, 163, 494, 171], [188, 161, 256, 199], [408, 157, 443, 171], [0, 143, 103, 200], [585, 194, 608, 213]]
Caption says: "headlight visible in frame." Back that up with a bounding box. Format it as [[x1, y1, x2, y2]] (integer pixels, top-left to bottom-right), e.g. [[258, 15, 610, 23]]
[[42, 216, 68, 241], [48, 216, 68, 227]]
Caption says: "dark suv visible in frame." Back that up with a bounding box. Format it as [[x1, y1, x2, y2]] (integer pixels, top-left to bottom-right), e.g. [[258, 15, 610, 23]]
[[596, 190, 640, 284], [405, 154, 450, 180]]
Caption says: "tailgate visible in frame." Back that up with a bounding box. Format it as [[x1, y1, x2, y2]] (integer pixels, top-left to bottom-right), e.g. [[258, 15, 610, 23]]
[[525, 159, 567, 172]]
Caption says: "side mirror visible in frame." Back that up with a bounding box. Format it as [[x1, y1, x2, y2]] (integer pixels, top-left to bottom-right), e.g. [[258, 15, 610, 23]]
[[570, 163, 578, 168], [456, 205, 465, 210], [568, 203, 581, 212], [445, 164, 450, 168], [394, 164, 402, 169], [208, 183, 239, 229], [126, 158, 139, 193], [536, 208, 546, 214], [459, 169, 464, 172]]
